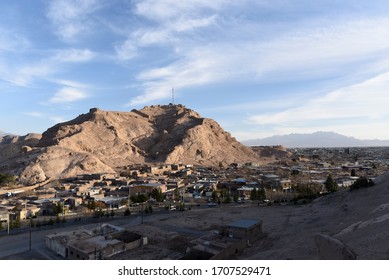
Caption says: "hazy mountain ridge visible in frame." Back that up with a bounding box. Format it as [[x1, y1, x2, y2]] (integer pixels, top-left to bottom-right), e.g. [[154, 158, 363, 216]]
[[243, 131, 389, 148], [1, 105, 262, 184]]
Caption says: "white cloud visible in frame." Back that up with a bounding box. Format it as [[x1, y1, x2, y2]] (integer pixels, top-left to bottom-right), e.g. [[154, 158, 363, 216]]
[[46, 0, 103, 41], [246, 72, 389, 138], [0, 28, 30, 52], [128, 17, 389, 105], [49, 87, 88, 103], [114, 0, 225, 61], [134, 0, 230, 21], [114, 40, 138, 61], [53, 48, 96, 63], [0, 62, 55, 87], [50, 116, 67, 124], [24, 112, 45, 118], [54, 79, 90, 89]]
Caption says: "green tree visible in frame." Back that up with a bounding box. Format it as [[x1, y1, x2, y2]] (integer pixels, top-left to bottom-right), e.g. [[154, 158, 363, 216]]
[[124, 208, 131, 216], [233, 192, 239, 203], [0, 173, 16, 186], [53, 202, 64, 216], [224, 193, 232, 204], [0, 222, 3, 231], [150, 188, 164, 202], [13, 216, 21, 229], [87, 200, 96, 211], [250, 188, 258, 201], [350, 176, 375, 190], [211, 191, 218, 201], [325, 175, 338, 193], [258, 188, 266, 201], [131, 193, 148, 203]]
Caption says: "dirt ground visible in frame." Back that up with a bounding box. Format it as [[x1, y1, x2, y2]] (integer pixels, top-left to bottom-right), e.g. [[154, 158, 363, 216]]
[[110, 174, 389, 260]]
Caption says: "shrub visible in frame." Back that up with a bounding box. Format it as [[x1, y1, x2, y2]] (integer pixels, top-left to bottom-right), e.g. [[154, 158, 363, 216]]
[[350, 176, 375, 190]]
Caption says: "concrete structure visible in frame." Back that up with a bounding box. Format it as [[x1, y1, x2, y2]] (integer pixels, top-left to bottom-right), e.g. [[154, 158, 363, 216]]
[[45, 224, 144, 260], [131, 183, 167, 194], [0, 210, 9, 228], [227, 219, 263, 244], [187, 219, 263, 260]]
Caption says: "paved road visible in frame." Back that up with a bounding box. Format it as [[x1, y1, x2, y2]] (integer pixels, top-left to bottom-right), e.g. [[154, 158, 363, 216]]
[[0, 210, 175, 259], [0, 203, 248, 259]]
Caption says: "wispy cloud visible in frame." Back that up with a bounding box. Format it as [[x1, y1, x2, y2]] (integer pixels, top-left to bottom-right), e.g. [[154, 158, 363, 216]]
[[53, 48, 96, 63], [245, 72, 389, 139], [0, 28, 30, 52], [0, 61, 55, 87], [50, 116, 67, 124], [0, 47, 96, 87], [24, 112, 46, 118], [128, 17, 389, 105], [46, 0, 103, 42], [114, 0, 226, 61], [49, 87, 88, 104], [54, 79, 90, 89]]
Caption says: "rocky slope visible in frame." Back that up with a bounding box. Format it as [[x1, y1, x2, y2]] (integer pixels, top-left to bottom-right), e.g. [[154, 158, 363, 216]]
[[1, 105, 261, 184], [0, 133, 42, 172]]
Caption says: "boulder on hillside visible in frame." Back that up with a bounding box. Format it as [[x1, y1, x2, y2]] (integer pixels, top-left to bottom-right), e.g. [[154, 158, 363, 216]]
[[314, 234, 357, 260]]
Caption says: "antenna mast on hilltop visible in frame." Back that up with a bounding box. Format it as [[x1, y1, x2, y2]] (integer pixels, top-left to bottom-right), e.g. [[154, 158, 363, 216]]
[[172, 87, 175, 104]]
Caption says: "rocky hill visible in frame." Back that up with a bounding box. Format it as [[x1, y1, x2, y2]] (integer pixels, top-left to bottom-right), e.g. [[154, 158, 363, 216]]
[[1, 105, 261, 184]]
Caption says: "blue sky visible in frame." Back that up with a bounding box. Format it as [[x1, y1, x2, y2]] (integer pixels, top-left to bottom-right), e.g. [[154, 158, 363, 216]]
[[1, 0, 389, 141]]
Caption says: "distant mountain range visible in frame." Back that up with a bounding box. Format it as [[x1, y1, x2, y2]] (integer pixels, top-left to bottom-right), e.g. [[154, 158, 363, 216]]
[[242, 131, 389, 148]]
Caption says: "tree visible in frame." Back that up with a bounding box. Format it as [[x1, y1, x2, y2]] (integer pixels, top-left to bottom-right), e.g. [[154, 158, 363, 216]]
[[351, 169, 356, 177], [87, 201, 96, 211], [0, 222, 3, 231], [53, 202, 64, 216], [250, 188, 258, 201], [131, 193, 148, 203], [233, 192, 239, 203], [223, 193, 232, 204], [211, 191, 218, 201], [13, 216, 21, 229], [124, 208, 131, 216], [150, 188, 164, 202], [0, 173, 16, 186], [258, 188, 266, 201], [350, 176, 375, 190], [325, 175, 338, 193]]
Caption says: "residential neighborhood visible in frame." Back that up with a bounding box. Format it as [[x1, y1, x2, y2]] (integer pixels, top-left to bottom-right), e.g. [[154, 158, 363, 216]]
[[0, 146, 388, 259]]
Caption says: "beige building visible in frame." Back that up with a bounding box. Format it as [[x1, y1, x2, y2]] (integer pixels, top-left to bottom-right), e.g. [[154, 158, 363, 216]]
[[46, 224, 144, 260], [130, 183, 167, 195]]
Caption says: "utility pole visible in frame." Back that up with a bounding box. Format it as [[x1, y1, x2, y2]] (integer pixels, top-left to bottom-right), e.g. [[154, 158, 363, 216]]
[[29, 218, 32, 251], [172, 88, 175, 104]]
